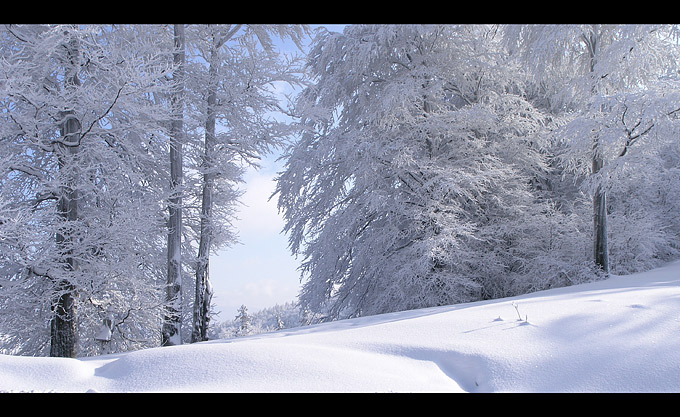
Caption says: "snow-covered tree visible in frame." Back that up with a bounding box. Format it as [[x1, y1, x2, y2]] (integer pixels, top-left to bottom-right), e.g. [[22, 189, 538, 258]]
[[208, 301, 301, 338], [505, 24, 680, 274], [274, 314, 284, 330], [234, 304, 252, 337], [0, 24, 309, 355], [180, 24, 308, 343], [0, 24, 174, 356], [275, 25, 591, 321]]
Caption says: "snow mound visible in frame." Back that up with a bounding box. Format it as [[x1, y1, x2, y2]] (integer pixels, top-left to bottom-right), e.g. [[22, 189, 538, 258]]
[[2, 261, 680, 392]]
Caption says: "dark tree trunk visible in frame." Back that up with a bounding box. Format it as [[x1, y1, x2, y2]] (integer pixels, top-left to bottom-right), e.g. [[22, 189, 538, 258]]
[[592, 155, 610, 274], [585, 27, 610, 275], [50, 285, 78, 358], [50, 31, 81, 358], [51, 115, 81, 358]]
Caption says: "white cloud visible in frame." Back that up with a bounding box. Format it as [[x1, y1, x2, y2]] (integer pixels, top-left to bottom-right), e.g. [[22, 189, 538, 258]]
[[234, 169, 283, 235]]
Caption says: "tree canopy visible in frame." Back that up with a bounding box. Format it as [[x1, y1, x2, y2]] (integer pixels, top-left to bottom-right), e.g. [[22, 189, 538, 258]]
[[275, 24, 680, 320]]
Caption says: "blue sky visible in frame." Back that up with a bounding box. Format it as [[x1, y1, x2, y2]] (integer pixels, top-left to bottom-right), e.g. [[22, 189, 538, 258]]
[[209, 153, 300, 320], [208, 25, 346, 321]]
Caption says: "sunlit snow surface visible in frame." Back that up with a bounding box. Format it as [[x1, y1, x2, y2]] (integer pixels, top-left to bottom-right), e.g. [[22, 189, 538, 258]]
[[2, 260, 680, 392]]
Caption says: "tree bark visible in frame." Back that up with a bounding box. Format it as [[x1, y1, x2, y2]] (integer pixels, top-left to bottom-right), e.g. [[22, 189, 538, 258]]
[[192, 30, 220, 343], [50, 284, 78, 357], [51, 115, 80, 358], [585, 26, 610, 274], [50, 31, 82, 358], [162, 24, 185, 346], [592, 154, 610, 274]]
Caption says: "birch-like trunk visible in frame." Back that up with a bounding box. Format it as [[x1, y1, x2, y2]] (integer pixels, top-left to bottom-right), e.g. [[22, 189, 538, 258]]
[[162, 24, 185, 346], [191, 25, 241, 342], [192, 38, 218, 343]]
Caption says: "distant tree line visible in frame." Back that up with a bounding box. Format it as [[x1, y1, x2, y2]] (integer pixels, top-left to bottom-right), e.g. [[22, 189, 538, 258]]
[[210, 302, 307, 339]]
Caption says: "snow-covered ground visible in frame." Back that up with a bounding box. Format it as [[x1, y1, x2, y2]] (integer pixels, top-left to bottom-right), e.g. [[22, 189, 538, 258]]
[[2, 260, 680, 393]]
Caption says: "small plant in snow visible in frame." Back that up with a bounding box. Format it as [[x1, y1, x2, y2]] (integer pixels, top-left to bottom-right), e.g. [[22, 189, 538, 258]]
[[512, 302, 528, 322]]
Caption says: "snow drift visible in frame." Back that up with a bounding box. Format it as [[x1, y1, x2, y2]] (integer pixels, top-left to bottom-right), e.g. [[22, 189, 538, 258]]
[[2, 260, 680, 393]]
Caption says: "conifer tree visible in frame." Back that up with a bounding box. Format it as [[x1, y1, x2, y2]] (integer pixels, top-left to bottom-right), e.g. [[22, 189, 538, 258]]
[[234, 304, 252, 337]]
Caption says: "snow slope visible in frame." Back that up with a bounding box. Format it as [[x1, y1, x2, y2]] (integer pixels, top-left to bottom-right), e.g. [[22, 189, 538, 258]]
[[2, 260, 680, 393]]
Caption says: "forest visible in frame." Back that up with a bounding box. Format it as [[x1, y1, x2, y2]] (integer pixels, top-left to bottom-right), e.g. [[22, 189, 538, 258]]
[[1, 24, 679, 358]]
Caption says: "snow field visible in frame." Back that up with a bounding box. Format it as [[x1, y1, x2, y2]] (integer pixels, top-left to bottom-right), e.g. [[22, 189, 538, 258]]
[[1, 260, 679, 392]]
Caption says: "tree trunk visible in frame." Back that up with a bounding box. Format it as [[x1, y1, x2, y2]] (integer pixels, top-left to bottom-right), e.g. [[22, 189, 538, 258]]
[[162, 24, 185, 347], [586, 26, 610, 274], [192, 33, 219, 343], [50, 284, 78, 358], [191, 130, 215, 342], [51, 116, 80, 358], [592, 154, 610, 274], [50, 31, 82, 358]]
